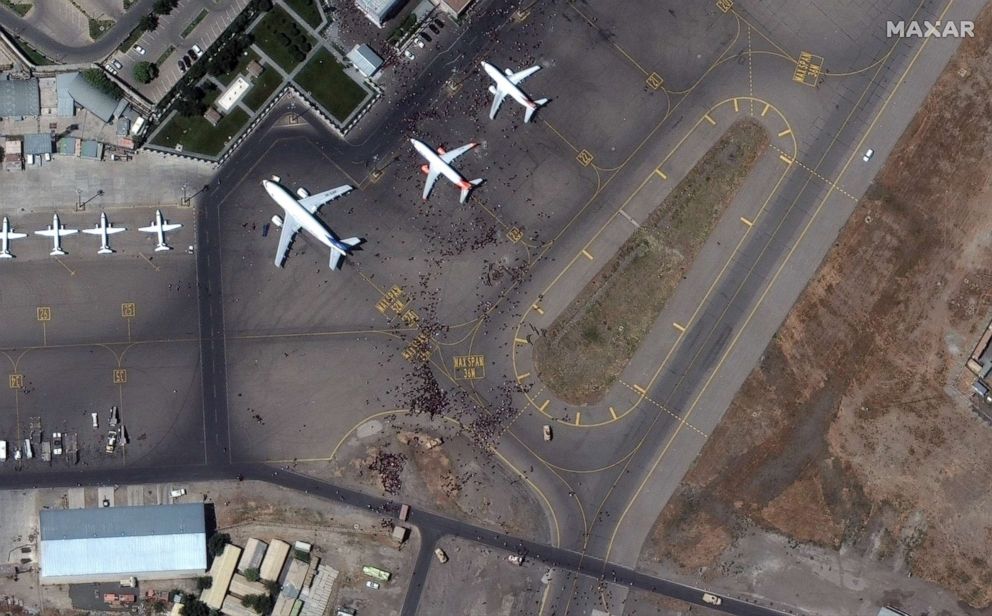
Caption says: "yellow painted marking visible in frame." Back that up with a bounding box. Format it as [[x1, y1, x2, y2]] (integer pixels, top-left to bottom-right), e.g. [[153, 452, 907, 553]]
[[454, 355, 486, 380], [121, 303, 136, 318], [777, 128, 792, 137], [138, 253, 160, 271], [514, 337, 529, 345], [516, 372, 531, 382], [507, 227, 524, 243], [401, 309, 420, 326], [632, 384, 646, 395], [779, 154, 794, 165], [36, 306, 51, 321], [740, 216, 753, 227], [793, 51, 824, 86], [581, 249, 593, 260], [513, 7, 531, 22], [645, 72, 663, 90], [654, 169, 667, 179], [574, 412, 582, 426], [8, 374, 23, 389], [538, 399, 550, 413], [703, 113, 716, 125], [112, 368, 127, 384], [576, 149, 594, 167], [609, 407, 618, 420], [716, 0, 733, 12], [532, 304, 544, 315], [733, 98, 739, 112], [673, 322, 686, 332], [761, 103, 771, 117]]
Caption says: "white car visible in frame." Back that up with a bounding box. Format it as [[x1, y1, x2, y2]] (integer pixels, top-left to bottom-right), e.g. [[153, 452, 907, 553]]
[[134, 44, 145, 55], [170, 488, 187, 498], [191, 44, 204, 58], [862, 148, 874, 162], [365, 581, 380, 590], [404, 49, 415, 60], [414, 38, 425, 48], [702, 593, 722, 606]]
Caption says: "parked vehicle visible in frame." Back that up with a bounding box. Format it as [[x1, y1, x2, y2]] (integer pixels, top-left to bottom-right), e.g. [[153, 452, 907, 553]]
[[403, 49, 415, 60], [105, 430, 117, 454], [170, 488, 187, 498], [52, 433, 63, 456], [702, 593, 722, 606], [92, 412, 98, 428], [133, 45, 145, 55], [191, 44, 203, 57], [543, 425, 552, 441], [0, 440, 6, 461], [23, 439, 32, 460], [365, 581, 380, 590], [399, 503, 410, 521], [414, 38, 425, 48], [508, 555, 524, 565], [178, 59, 187, 73], [112, 59, 123, 70], [434, 18, 444, 28], [420, 32, 432, 42], [428, 23, 440, 34], [434, 548, 448, 563]]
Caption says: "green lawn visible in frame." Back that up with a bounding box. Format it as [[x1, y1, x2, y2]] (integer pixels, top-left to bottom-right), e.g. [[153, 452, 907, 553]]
[[181, 9, 208, 38], [156, 45, 175, 66], [252, 6, 313, 71], [294, 48, 368, 120], [284, 0, 321, 27], [1, 1, 31, 17], [89, 18, 115, 41], [151, 108, 250, 158], [214, 49, 259, 85], [244, 67, 284, 110], [17, 39, 53, 65]]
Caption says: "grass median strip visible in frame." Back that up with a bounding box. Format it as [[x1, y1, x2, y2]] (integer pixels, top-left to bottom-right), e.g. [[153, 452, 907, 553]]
[[294, 47, 368, 120], [533, 118, 769, 405]]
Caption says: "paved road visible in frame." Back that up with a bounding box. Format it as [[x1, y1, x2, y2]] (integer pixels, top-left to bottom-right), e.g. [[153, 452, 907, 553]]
[[0, 0, 162, 63]]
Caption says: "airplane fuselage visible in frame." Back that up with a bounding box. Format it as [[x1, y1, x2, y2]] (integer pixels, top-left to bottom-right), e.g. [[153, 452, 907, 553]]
[[482, 61, 536, 109], [411, 139, 470, 189], [263, 181, 348, 253]]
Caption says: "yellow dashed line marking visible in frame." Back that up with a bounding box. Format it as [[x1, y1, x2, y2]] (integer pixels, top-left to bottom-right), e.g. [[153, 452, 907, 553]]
[[654, 169, 667, 179], [761, 103, 771, 117], [770, 145, 859, 202], [777, 128, 792, 137], [516, 372, 531, 382], [514, 337, 529, 345], [703, 113, 716, 125], [581, 249, 594, 260], [733, 98, 739, 112], [779, 154, 794, 165], [632, 384, 646, 395], [740, 216, 753, 227], [609, 407, 618, 420], [538, 399, 550, 412], [673, 322, 686, 332], [532, 304, 544, 315], [618, 380, 707, 436], [574, 412, 582, 426]]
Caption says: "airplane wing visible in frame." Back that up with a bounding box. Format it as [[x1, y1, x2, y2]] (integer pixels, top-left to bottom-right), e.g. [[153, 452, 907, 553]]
[[106, 227, 126, 234], [299, 185, 353, 214], [422, 166, 440, 201], [273, 215, 302, 267], [161, 223, 182, 232], [489, 87, 507, 120], [6, 232, 27, 239], [440, 143, 475, 164], [509, 65, 541, 84], [81, 227, 102, 235], [138, 224, 159, 233], [37, 228, 76, 237]]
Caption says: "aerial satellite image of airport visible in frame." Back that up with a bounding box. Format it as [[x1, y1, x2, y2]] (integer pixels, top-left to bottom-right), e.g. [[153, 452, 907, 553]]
[[0, 0, 988, 615]]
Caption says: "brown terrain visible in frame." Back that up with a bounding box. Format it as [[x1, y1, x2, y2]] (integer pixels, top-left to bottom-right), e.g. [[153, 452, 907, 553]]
[[640, 7, 992, 611]]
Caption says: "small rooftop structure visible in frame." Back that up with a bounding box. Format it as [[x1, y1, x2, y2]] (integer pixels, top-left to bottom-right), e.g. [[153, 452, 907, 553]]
[[39, 503, 207, 584], [354, 0, 408, 27], [204, 107, 222, 126], [66, 74, 121, 123], [347, 44, 383, 78], [247, 60, 264, 78], [22, 133, 52, 156], [0, 77, 40, 118]]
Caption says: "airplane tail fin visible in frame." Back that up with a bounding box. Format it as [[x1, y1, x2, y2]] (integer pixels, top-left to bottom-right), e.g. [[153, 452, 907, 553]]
[[460, 179, 484, 204], [525, 99, 549, 123]]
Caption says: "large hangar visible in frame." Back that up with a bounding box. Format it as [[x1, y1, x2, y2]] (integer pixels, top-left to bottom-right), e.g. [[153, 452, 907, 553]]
[[39, 503, 207, 584]]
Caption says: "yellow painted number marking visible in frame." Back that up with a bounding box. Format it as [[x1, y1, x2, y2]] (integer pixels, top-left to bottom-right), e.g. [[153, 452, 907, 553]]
[[121, 303, 136, 318], [793, 51, 824, 86], [8, 374, 23, 389], [645, 72, 663, 90], [36, 307, 51, 321], [454, 355, 486, 380], [576, 149, 594, 167], [113, 369, 127, 384]]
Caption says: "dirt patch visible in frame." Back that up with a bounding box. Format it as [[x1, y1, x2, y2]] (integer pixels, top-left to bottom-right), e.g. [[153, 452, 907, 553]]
[[534, 118, 769, 404], [639, 7, 992, 609]]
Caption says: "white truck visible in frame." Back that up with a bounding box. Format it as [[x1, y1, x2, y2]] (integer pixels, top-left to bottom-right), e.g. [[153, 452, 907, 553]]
[[0, 440, 6, 461]]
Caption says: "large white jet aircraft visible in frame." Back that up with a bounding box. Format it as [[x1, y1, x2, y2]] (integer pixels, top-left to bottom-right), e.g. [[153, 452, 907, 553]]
[[36, 213, 78, 256], [411, 138, 483, 203], [82, 212, 126, 254], [263, 176, 362, 270], [0, 217, 27, 258], [139, 210, 182, 252], [481, 61, 548, 123]]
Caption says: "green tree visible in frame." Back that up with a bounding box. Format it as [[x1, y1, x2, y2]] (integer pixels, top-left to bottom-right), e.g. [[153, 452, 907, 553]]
[[195, 575, 212, 590], [207, 532, 230, 557], [140, 13, 159, 31], [133, 61, 159, 83], [262, 579, 281, 595], [244, 567, 260, 582], [240, 593, 274, 614], [180, 594, 211, 616]]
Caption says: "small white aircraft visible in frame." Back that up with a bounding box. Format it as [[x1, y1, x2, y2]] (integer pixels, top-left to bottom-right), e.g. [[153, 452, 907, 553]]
[[82, 212, 127, 254], [139, 209, 182, 251], [411, 138, 483, 203], [481, 61, 548, 123], [263, 176, 362, 270], [36, 213, 78, 256], [0, 217, 28, 258]]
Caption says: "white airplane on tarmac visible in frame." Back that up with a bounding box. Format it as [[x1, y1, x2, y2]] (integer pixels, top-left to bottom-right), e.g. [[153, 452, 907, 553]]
[[263, 176, 362, 270], [36, 213, 78, 256], [411, 138, 483, 203], [0, 217, 27, 258], [481, 61, 548, 123], [82, 212, 127, 254], [139, 210, 182, 251]]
